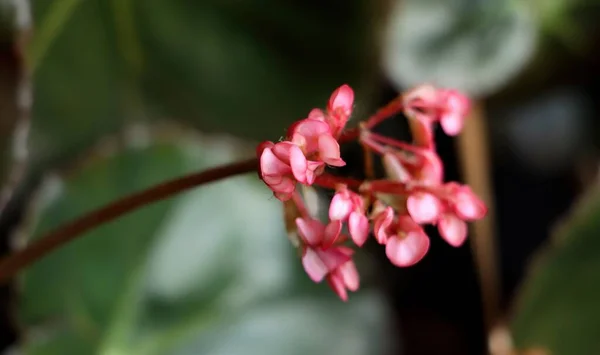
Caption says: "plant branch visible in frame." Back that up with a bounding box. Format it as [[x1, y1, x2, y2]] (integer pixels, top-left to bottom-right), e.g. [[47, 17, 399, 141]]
[[0, 158, 258, 284]]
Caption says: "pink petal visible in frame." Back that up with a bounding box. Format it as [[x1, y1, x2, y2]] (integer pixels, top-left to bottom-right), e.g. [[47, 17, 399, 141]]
[[338, 260, 360, 291], [260, 148, 291, 176], [440, 90, 470, 136], [348, 212, 369, 247], [308, 108, 327, 121], [318, 135, 346, 167], [256, 141, 274, 158], [327, 273, 349, 301], [305, 160, 324, 185], [302, 247, 329, 283], [440, 114, 464, 136], [292, 118, 331, 137], [373, 207, 394, 244], [295, 217, 325, 246], [454, 188, 487, 221], [385, 231, 430, 267], [316, 247, 352, 271], [407, 192, 441, 224], [438, 214, 468, 247], [271, 141, 296, 163], [288, 145, 308, 183], [329, 193, 353, 221], [322, 220, 343, 248], [266, 177, 296, 201], [336, 245, 355, 257], [328, 84, 354, 116]]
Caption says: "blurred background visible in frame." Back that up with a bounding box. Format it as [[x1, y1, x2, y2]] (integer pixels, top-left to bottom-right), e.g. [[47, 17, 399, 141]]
[[0, 0, 599, 354]]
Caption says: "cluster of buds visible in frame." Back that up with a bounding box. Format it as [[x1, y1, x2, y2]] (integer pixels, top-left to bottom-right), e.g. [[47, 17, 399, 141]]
[[257, 84, 487, 301]]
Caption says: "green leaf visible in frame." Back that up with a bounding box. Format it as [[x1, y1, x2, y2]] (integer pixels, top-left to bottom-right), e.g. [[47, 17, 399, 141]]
[[510, 184, 600, 355], [382, 0, 539, 97], [18, 128, 392, 355], [30, 0, 124, 169], [29, 0, 379, 169]]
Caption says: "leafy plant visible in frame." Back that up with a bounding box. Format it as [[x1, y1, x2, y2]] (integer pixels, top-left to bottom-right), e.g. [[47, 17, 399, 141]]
[[511, 183, 600, 355]]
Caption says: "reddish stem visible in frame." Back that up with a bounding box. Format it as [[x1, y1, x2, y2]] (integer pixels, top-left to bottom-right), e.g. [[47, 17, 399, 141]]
[[313, 174, 362, 190], [338, 95, 404, 144], [0, 158, 259, 284], [363, 131, 419, 153]]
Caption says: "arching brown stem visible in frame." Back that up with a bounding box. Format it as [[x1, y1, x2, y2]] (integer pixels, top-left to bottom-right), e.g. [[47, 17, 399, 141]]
[[0, 158, 259, 283]]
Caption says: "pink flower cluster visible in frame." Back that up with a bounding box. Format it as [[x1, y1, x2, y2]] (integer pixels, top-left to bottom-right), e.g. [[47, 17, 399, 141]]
[[257, 85, 353, 201], [257, 84, 487, 301]]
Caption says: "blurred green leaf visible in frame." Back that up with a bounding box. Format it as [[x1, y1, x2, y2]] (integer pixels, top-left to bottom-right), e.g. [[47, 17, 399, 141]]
[[382, 0, 538, 97], [18, 128, 392, 355], [511, 184, 600, 355], [29, 0, 379, 169]]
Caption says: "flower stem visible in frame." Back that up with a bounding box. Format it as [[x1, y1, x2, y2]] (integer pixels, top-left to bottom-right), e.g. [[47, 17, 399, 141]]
[[338, 95, 404, 144], [0, 158, 259, 284], [313, 174, 362, 190]]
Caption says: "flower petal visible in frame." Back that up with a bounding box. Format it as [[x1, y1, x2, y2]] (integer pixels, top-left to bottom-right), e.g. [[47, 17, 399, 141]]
[[438, 214, 468, 247], [385, 231, 430, 267], [407, 192, 441, 224], [295, 217, 325, 246], [289, 145, 308, 183], [349, 212, 369, 247], [302, 247, 329, 283], [318, 135, 346, 167]]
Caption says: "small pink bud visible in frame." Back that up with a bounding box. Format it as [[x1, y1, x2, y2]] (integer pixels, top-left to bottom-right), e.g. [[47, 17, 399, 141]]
[[328, 84, 354, 117], [439, 89, 470, 136]]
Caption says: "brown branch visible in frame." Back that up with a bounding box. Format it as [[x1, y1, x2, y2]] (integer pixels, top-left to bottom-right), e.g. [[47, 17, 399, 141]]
[[0, 158, 259, 284], [456, 100, 501, 347]]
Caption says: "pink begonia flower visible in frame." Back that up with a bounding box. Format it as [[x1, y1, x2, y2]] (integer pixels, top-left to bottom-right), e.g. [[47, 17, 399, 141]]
[[371, 206, 430, 267], [291, 118, 346, 167], [329, 185, 369, 247], [436, 183, 487, 247], [255, 83, 488, 301], [305, 84, 355, 138], [402, 84, 471, 148], [258, 141, 305, 201], [382, 149, 444, 186], [302, 245, 359, 301], [295, 216, 342, 248]]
